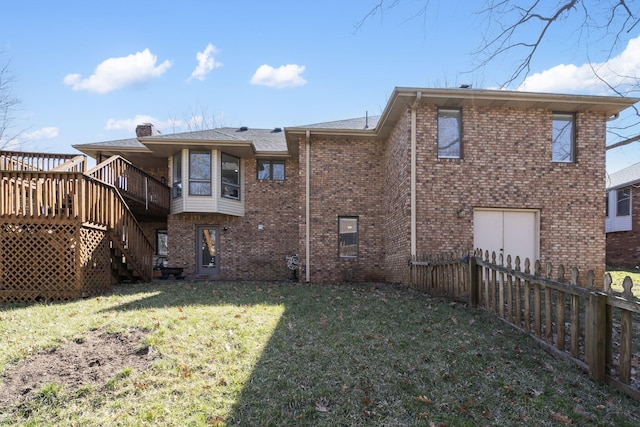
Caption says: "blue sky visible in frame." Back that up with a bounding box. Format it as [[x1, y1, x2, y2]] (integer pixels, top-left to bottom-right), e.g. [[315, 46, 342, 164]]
[[3, 1, 640, 173]]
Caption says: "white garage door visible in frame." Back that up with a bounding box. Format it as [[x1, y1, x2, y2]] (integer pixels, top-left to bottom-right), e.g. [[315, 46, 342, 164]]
[[474, 209, 539, 265]]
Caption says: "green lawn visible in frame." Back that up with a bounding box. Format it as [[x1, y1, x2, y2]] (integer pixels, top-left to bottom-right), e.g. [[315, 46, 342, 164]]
[[607, 269, 640, 298], [1, 281, 638, 426]]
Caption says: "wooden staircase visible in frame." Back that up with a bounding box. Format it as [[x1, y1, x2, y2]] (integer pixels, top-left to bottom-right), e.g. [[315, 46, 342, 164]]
[[0, 151, 170, 302]]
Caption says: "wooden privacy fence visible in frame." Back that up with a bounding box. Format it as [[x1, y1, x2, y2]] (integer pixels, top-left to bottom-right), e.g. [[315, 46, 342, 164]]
[[409, 250, 640, 402]]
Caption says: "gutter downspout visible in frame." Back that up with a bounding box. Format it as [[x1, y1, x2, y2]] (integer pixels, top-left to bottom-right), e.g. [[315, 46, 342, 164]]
[[305, 130, 311, 282], [411, 92, 421, 258]]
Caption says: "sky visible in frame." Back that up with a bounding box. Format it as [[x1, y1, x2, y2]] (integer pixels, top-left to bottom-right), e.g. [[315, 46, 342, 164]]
[[2, 0, 640, 173]]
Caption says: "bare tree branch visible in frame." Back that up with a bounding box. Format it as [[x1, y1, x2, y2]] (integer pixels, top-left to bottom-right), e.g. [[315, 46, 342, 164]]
[[354, 1, 400, 32], [606, 134, 640, 150], [0, 54, 22, 150], [356, 1, 640, 149], [473, 0, 581, 88]]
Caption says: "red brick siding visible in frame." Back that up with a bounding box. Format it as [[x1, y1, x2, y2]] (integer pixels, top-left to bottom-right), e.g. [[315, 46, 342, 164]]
[[298, 136, 386, 283], [382, 112, 412, 283], [167, 156, 300, 280], [153, 103, 608, 285], [606, 185, 640, 268], [410, 105, 606, 282]]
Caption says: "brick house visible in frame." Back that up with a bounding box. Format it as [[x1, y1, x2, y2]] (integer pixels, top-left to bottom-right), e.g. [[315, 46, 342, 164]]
[[73, 87, 637, 285], [606, 162, 640, 267]]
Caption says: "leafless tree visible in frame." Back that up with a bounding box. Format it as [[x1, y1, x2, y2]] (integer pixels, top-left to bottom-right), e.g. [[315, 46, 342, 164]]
[[357, 1, 640, 147], [168, 105, 224, 133], [0, 54, 22, 150]]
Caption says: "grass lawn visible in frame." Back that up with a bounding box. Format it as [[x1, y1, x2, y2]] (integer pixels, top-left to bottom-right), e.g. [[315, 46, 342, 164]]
[[1, 281, 639, 426], [606, 269, 640, 298]]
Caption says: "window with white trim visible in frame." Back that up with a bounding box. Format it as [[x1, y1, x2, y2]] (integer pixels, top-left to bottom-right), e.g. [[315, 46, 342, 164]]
[[221, 153, 240, 200], [172, 151, 182, 198], [617, 188, 631, 216], [189, 150, 212, 196]]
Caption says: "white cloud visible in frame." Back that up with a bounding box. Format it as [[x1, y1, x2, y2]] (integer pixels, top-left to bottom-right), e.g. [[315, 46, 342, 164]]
[[22, 127, 60, 141], [190, 43, 221, 81], [1, 127, 59, 150], [518, 35, 640, 94], [64, 49, 172, 94], [106, 115, 162, 131], [250, 64, 307, 88]]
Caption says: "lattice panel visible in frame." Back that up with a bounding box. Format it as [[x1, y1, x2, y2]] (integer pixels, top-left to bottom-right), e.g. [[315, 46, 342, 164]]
[[79, 226, 111, 296], [0, 219, 110, 303]]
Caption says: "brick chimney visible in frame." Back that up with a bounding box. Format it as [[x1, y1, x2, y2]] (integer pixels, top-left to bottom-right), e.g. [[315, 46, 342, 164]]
[[136, 123, 154, 137]]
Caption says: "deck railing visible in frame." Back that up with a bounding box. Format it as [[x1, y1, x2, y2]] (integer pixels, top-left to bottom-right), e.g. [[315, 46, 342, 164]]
[[0, 171, 152, 280], [87, 155, 169, 214], [0, 151, 84, 172]]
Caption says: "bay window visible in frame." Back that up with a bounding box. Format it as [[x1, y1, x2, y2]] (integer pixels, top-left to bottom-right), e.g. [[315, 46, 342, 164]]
[[222, 153, 240, 200]]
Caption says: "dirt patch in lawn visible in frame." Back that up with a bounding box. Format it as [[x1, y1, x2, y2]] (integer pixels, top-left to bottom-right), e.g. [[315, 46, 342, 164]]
[[0, 328, 157, 409]]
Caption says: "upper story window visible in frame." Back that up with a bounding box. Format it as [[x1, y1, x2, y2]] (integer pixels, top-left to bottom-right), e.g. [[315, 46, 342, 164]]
[[257, 159, 285, 181], [172, 151, 182, 198], [552, 113, 575, 163], [617, 188, 631, 216], [189, 150, 212, 196], [437, 108, 462, 159], [222, 153, 240, 200], [338, 216, 358, 258]]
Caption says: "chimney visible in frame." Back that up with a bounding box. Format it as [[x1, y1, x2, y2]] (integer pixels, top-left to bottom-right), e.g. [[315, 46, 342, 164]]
[[136, 123, 154, 137]]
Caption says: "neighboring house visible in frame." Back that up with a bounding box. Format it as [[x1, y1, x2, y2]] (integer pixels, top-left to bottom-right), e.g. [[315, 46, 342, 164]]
[[606, 162, 640, 267]]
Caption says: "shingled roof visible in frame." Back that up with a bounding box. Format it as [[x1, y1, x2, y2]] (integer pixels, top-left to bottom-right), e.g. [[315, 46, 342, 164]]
[[607, 162, 640, 190]]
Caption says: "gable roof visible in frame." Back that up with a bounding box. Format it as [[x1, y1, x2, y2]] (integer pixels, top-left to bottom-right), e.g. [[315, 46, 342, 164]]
[[74, 127, 289, 159], [607, 162, 640, 190], [285, 87, 639, 143], [139, 127, 287, 157], [298, 115, 381, 130], [74, 87, 639, 160]]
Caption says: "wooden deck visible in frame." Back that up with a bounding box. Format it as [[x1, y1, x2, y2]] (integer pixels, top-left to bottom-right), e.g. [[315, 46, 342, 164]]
[[0, 151, 170, 302]]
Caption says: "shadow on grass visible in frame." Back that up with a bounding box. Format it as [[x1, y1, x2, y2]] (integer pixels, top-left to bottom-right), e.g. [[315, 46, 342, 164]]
[[99, 280, 639, 426]]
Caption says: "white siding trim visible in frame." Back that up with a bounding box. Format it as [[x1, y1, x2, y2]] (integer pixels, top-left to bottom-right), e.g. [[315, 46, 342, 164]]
[[606, 189, 632, 233], [169, 149, 245, 216]]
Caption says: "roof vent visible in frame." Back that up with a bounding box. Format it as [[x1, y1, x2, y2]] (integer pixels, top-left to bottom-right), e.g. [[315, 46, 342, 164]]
[[238, 126, 248, 132], [272, 127, 282, 133], [460, 84, 471, 89]]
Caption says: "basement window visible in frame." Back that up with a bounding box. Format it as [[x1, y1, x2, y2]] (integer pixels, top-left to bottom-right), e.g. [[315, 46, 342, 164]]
[[156, 230, 168, 256], [338, 216, 359, 258], [257, 159, 285, 181]]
